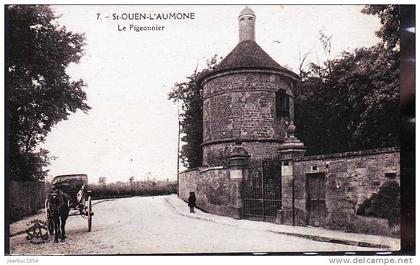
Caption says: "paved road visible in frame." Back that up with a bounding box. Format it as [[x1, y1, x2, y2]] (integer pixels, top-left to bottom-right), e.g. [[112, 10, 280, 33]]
[[10, 196, 379, 254]]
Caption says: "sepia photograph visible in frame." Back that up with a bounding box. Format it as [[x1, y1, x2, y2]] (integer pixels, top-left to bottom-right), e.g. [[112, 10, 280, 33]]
[[3, 2, 415, 259]]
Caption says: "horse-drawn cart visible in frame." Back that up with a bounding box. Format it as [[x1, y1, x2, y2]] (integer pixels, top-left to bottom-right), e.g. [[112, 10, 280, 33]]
[[45, 174, 94, 235]]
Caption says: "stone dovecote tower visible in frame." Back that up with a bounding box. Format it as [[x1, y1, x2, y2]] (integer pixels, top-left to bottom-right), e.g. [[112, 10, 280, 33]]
[[198, 7, 299, 166]]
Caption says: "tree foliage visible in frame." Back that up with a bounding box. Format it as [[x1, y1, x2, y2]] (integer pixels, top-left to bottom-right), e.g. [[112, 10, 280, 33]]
[[168, 55, 220, 169], [7, 5, 90, 181], [362, 5, 400, 51], [98, 177, 107, 185], [295, 5, 399, 155]]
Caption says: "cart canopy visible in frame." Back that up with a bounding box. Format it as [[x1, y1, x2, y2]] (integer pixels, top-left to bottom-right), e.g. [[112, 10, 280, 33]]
[[51, 174, 88, 190]]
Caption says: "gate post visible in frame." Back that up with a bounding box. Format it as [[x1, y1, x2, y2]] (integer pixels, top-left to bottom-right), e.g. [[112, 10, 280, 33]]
[[228, 140, 250, 219], [277, 123, 306, 225]]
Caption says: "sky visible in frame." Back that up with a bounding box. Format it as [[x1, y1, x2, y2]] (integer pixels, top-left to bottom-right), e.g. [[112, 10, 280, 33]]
[[42, 5, 381, 183]]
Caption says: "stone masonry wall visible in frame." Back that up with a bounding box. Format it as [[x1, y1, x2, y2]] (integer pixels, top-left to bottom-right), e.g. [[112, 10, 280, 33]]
[[203, 141, 282, 167], [203, 72, 292, 143], [180, 146, 399, 236], [202, 71, 294, 165], [290, 148, 400, 236], [178, 167, 240, 217]]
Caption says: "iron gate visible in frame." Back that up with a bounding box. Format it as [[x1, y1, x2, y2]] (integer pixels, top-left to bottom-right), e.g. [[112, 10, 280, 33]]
[[242, 158, 282, 222]]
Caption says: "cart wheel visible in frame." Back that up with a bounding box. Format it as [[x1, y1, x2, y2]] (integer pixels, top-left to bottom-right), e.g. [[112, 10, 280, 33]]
[[87, 196, 92, 232]]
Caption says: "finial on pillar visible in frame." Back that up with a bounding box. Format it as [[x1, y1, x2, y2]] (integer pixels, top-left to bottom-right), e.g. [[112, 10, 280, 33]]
[[238, 6, 256, 42], [278, 122, 306, 160], [287, 122, 297, 138]]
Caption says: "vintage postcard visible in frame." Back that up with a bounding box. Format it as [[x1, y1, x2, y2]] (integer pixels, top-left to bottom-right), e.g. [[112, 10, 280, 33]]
[[4, 3, 415, 259]]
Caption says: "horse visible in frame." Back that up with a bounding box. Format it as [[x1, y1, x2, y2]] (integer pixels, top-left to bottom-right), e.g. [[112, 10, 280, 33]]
[[47, 189, 70, 243]]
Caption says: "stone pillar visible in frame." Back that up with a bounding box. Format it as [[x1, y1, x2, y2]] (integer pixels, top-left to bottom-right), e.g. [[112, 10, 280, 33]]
[[277, 123, 306, 225], [227, 140, 250, 219]]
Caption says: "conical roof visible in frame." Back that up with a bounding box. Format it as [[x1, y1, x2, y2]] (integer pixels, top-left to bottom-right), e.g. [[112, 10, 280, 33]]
[[217, 40, 286, 71], [197, 8, 299, 85], [197, 40, 299, 84], [239, 6, 255, 17]]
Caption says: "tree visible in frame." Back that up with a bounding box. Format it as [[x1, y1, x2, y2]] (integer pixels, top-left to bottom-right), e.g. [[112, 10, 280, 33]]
[[98, 177, 107, 185], [6, 5, 90, 181], [362, 5, 400, 52], [319, 30, 333, 76], [294, 5, 399, 154], [168, 55, 221, 169]]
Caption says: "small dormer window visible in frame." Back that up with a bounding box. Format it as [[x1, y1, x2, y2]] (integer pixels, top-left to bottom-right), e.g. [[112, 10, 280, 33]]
[[275, 91, 289, 118]]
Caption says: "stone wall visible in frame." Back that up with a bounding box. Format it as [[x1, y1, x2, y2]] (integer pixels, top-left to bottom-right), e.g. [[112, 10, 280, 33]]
[[203, 141, 284, 167], [202, 71, 294, 165], [178, 167, 242, 218], [286, 148, 400, 236], [181, 145, 400, 236]]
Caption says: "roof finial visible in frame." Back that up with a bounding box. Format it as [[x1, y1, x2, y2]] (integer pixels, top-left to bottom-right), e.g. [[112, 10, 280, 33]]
[[238, 6, 256, 42], [239, 6, 255, 17]]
